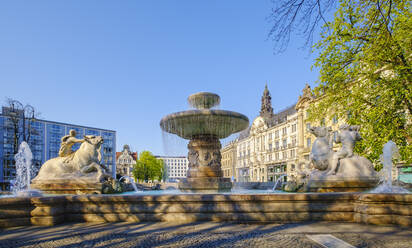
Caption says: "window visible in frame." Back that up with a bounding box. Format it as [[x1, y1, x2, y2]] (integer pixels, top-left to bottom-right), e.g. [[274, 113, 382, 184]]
[[282, 151, 286, 159], [268, 133, 272, 140], [307, 138, 311, 148], [268, 144, 272, 151], [282, 139, 287, 148], [292, 124, 296, 132], [292, 136, 296, 146], [275, 130, 279, 138], [275, 141, 279, 149], [282, 127, 287, 136], [306, 123, 311, 131]]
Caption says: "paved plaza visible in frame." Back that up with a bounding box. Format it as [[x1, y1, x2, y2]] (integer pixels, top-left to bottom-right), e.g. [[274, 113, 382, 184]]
[[1, 222, 412, 248]]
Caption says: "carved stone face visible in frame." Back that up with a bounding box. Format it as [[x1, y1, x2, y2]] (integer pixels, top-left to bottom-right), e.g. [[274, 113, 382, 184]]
[[197, 149, 211, 166]]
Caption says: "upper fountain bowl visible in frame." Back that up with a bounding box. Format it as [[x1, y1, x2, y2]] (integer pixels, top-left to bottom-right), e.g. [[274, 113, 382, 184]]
[[160, 109, 249, 139], [161, 92, 249, 139], [188, 92, 220, 109]]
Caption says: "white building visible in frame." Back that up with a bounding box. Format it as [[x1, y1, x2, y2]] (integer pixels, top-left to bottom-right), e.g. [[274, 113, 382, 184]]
[[156, 156, 189, 181], [225, 85, 300, 183]]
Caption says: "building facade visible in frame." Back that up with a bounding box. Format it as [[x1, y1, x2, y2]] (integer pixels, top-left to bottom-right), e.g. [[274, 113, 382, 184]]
[[221, 83, 353, 184], [0, 107, 116, 190], [221, 141, 237, 181], [222, 85, 300, 183], [116, 145, 137, 178], [295, 83, 344, 166], [156, 156, 189, 182]]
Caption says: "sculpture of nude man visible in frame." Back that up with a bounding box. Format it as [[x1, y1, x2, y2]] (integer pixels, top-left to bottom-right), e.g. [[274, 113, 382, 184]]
[[59, 129, 85, 159], [328, 124, 361, 175]]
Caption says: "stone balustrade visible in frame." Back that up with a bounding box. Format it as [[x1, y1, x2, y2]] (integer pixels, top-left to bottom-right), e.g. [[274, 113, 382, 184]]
[[0, 193, 411, 228]]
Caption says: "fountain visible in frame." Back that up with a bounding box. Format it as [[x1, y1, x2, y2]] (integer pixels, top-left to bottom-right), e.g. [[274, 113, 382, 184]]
[[272, 174, 287, 191], [370, 141, 410, 193], [119, 175, 140, 192], [1, 98, 411, 228], [11, 142, 42, 197], [160, 92, 249, 192]]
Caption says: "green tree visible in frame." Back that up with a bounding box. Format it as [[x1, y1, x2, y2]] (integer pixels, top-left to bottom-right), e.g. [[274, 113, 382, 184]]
[[308, 0, 411, 165], [132, 151, 164, 182]]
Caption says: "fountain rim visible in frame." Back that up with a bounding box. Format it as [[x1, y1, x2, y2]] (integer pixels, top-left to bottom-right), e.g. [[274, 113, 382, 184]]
[[160, 109, 249, 139], [160, 109, 249, 126]]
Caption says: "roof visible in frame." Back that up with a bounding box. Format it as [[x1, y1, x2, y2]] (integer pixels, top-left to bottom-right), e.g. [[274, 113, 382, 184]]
[[270, 104, 297, 126], [238, 126, 251, 140], [116, 151, 137, 161], [235, 103, 297, 141]]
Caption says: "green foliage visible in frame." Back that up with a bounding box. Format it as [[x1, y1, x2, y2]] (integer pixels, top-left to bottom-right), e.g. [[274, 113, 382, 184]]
[[310, 0, 412, 164], [132, 151, 164, 182]]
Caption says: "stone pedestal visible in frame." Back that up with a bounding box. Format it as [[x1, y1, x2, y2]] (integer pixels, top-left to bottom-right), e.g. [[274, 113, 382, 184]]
[[178, 135, 232, 192], [179, 178, 232, 193], [305, 178, 379, 192], [303, 156, 380, 192], [31, 179, 103, 195]]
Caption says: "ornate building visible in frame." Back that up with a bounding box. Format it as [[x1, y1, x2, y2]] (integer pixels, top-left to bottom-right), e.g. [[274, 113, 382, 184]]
[[115, 145, 137, 178], [223, 85, 300, 183]]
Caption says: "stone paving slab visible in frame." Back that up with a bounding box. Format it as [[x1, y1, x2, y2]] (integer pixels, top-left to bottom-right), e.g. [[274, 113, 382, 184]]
[[1, 222, 412, 248]]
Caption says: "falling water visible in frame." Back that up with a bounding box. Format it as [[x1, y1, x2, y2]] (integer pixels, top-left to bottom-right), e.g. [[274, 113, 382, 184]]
[[11, 142, 41, 196], [162, 130, 188, 156], [273, 174, 288, 191], [370, 141, 410, 193], [12, 142, 33, 193], [119, 175, 140, 192]]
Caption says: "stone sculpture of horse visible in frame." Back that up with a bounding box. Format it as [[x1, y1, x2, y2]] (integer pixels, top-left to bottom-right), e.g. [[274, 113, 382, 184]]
[[33, 135, 110, 182]]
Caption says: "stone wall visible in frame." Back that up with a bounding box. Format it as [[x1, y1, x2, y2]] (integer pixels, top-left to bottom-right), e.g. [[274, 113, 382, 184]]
[[232, 182, 275, 190], [0, 193, 411, 228], [0, 197, 34, 228]]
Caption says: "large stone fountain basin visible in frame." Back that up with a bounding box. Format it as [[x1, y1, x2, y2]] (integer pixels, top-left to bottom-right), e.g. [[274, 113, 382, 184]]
[[1, 193, 411, 227], [160, 109, 249, 139]]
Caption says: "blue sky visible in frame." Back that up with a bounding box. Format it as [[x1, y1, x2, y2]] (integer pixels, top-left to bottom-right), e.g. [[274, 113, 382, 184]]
[[0, 1, 319, 156]]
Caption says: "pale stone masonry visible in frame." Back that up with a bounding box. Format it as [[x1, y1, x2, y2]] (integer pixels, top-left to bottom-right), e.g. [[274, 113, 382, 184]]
[[223, 85, 300, 183], [1, 193, 411, 227], [221, 141, 237, 181], [295, 84, 346, 165]]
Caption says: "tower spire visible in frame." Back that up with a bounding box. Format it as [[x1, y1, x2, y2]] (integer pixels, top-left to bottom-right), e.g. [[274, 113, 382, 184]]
[[260, 84, 274, 119]]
